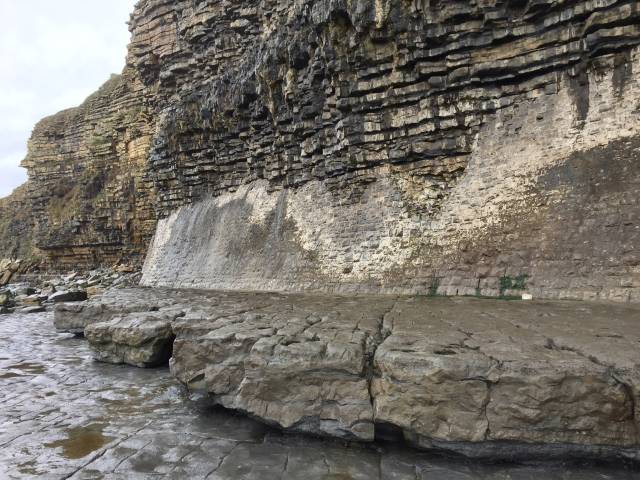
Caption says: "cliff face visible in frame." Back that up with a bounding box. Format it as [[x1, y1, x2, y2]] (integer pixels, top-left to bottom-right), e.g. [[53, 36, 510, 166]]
[[0, 184, 35, 260], [20, 74, 156, 269], [2, 0, 640, 300], [133, 0, 640, 301]]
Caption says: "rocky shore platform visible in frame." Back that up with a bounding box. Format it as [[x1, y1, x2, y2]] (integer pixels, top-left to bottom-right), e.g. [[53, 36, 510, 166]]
[[54, 288, 640, 464]]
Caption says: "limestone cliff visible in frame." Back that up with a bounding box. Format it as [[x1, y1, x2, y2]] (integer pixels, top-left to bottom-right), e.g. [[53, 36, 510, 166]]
[[2, 0, 640, 301], [20, 73, 156, 269], [133, 0, 640, 301], [0, 184, 35, 260]]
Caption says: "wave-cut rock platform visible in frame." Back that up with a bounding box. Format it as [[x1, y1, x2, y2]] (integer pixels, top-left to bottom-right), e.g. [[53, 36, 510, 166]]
[[55, 288, 640, 463]]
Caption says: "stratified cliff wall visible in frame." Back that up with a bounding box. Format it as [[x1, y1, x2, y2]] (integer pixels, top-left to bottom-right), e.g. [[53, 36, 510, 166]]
[[0, 184, 35, 260], [2, 0, 639, 300], [135, 0, 640, 301], [20, 73, 156, 269]]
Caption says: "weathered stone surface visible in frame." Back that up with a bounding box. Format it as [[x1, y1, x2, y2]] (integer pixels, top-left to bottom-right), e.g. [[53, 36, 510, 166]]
[[132, 1, 640, 301], [17, 74, 156, 269], [373, 297, 640, 460], [58, 288, 640, 461], [86, 312, 178, 367], [53, 287, 173, 334], [171, 293, 394, 441], [5, 312, 634, 479], [0, 186, 35, 260]]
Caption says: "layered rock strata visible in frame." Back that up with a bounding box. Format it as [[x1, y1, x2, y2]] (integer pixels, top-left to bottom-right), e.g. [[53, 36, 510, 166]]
[[0, 186, 35, 260], [85, 311, 177, 367], [1, 0, 638, 300], [19, 74, 156, 269], [130, 0, 640, 301], [56, 288, 640, 462]]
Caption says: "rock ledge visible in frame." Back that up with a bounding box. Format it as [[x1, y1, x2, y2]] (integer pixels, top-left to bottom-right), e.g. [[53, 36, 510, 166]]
[[55, 288, 640, 462]]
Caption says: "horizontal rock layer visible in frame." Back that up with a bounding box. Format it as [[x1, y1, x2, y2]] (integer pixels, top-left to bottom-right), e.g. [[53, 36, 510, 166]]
[[0, 186, 34, 261], [132, 0, 640, 300], [56, 287, 640, 462], [1, 0, 638, 300], [16, 74, 156, 269]]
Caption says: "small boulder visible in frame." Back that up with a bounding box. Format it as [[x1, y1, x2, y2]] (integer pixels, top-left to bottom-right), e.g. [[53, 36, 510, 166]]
[[41, 285, 56, 296], [50, 291, 88, 303], [116, 263, 135, 273], [63, 272, 78, 282], [15, 294, 43, 306], [18, 306, 46, 314], [85, 312, 176, 368], [0, 270, 13, 286], [14, 286, 37, 296], [86, 286, 105, 297], [0, 291, 14, 307]]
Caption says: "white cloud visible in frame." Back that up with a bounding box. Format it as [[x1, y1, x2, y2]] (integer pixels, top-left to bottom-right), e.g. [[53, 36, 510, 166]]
[[0, 0, 137, 198]]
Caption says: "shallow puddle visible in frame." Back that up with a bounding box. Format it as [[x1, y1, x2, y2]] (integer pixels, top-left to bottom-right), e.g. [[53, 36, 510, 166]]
[[44, 423, 113, 460]]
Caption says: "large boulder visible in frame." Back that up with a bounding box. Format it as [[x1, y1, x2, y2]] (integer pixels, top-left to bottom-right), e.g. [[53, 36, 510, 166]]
[[372, 297, 640, 461], [171, 294, 395, 441], [53, 287, 181, 334], [85, 311, 179, 367]]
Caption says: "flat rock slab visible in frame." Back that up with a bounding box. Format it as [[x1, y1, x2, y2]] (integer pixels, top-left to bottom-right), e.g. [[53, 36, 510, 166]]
[[54, 288, 180, 335], [55, 288, 640, 462]]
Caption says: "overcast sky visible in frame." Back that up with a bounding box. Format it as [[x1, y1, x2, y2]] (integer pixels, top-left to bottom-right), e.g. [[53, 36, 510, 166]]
[[0, 0, 137, 198]]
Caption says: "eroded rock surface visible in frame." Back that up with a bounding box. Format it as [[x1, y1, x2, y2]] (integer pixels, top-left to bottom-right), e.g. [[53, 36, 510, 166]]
[[131, 1, 640, 301], [374, 297, 640, 460], [86, 311, 178, 367], [172, 293, 395, 441], [5, 312, 636, 479], [56, 288, 640, 462]]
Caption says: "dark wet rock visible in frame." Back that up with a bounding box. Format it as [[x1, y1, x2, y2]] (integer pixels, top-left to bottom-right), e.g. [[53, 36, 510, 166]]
[[13, 286, 36, 296], [49, 291, 88, 303], [56, 287, 640, 463], [17, 306, 47, 314], [85, 311, 179, 368], [0, 290, 13, 307]]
